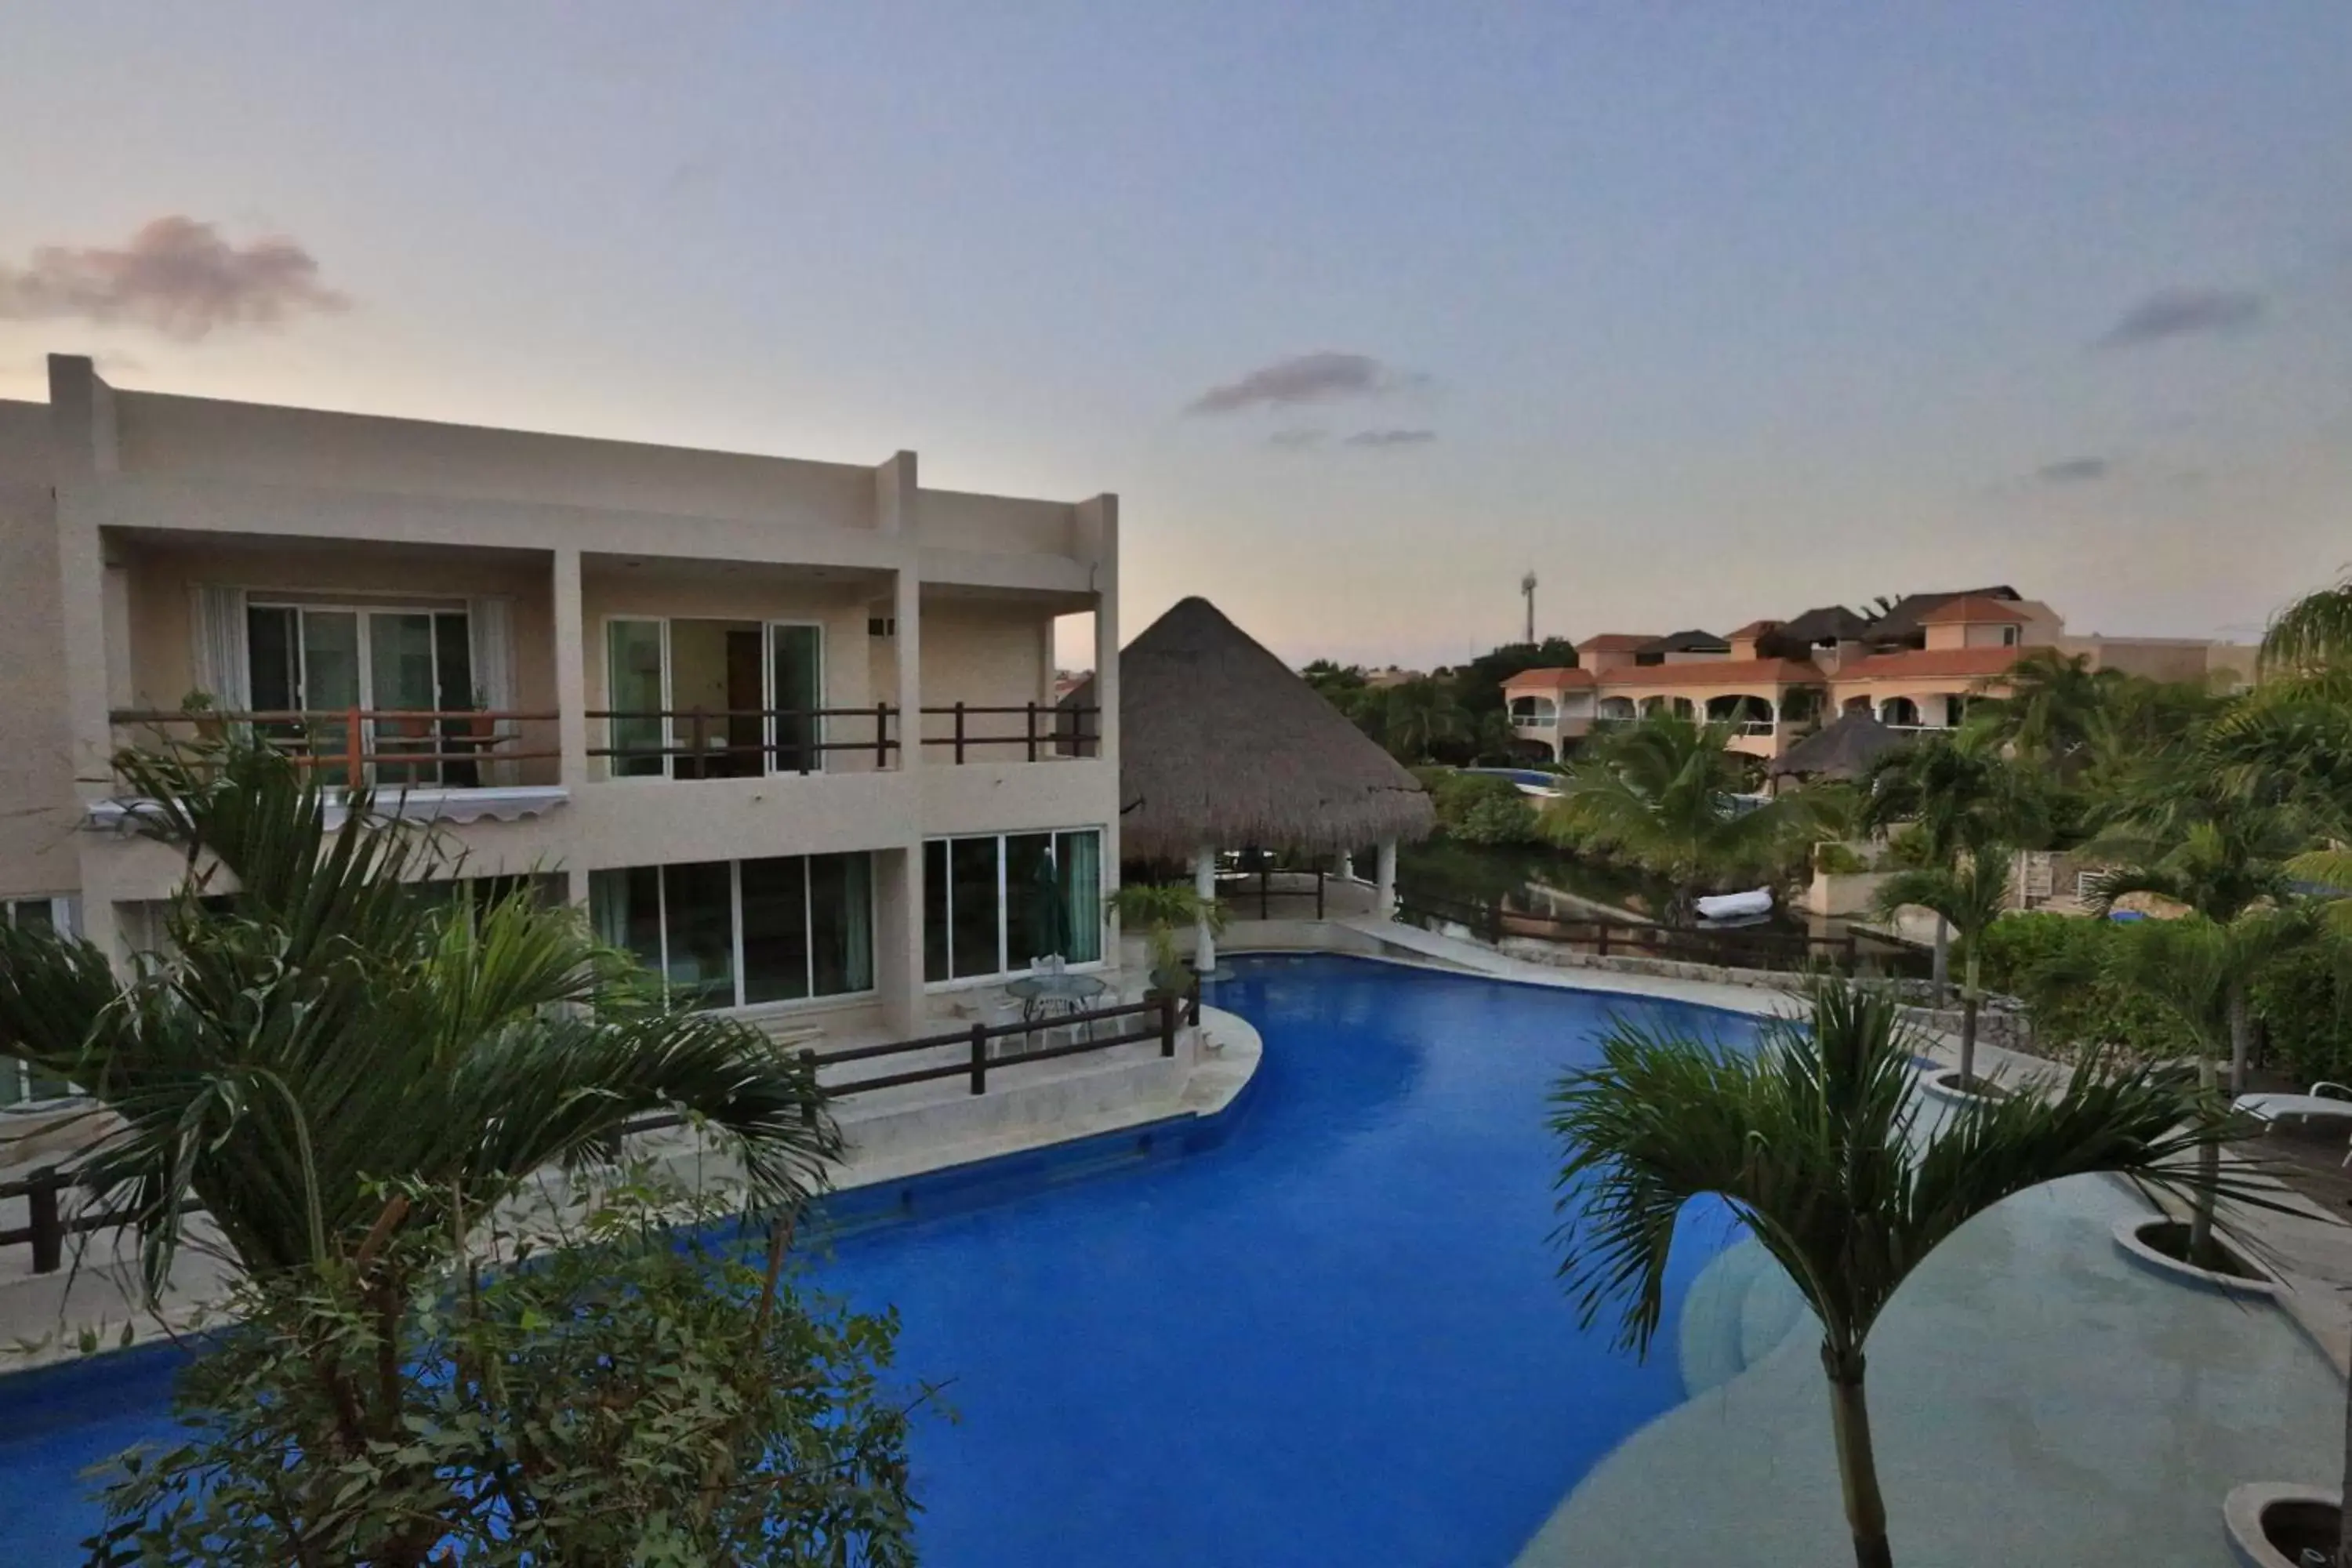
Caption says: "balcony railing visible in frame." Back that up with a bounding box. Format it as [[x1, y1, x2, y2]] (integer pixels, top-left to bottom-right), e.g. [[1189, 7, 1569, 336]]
[[111, 707, 561, 789], [591, 702, 1102, 775]]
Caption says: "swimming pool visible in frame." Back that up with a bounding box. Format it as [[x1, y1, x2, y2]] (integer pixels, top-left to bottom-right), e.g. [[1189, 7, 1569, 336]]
[[0, 953, 1748, 1566]]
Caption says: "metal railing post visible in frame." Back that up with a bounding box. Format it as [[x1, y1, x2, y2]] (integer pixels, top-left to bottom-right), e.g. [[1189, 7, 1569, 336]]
[[876, 703, 890, 768], [800, 1048, 821, 1125], [952, 702, 967, 764], [969, 1022, 988, 1094], [1160, 993, 1178, 1057], [27, 1167, 62, 1276], [1596, 921, 1610, 957], [1025, 700, 1038, 762], [345, 704, 364, 789]]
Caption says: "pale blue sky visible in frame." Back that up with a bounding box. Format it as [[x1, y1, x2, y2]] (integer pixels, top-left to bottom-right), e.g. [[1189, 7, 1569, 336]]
[[4, 2, 2348, 666]]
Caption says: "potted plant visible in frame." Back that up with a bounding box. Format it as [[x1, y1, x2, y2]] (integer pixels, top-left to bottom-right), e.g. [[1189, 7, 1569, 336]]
[[1106, 883, 1227, 998]]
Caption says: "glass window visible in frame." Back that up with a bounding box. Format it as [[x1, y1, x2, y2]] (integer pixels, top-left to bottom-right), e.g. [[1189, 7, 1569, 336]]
[[605, 620, 668, 779], [924, 840, 951, 982], [246, 607, 297, 713], [1056, 829, 1103, 963], [949, 837, 1002, 979], [769, 623, 822, 775], [662, 862, 736, 1011], [808, 852, 873, 997], [923, 828, 1104, 981], [740, 856, 810, 1005], [1004, 833, 1058, 972], [593, 856, 872, 1009]]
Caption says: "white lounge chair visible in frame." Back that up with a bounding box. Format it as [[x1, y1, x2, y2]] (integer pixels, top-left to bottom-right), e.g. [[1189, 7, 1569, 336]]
[[2230, 1082, 2352, 1164]]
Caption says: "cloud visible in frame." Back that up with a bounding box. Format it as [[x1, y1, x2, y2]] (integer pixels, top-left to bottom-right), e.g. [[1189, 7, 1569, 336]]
[[2035, 456, 2111, 485], [0, 216, 349, 340], [1267, 428, 1327, 450], [1341, 428, 1437, 449], [1189, 350, 1424, 414], [2092, 287, 2263, 350]]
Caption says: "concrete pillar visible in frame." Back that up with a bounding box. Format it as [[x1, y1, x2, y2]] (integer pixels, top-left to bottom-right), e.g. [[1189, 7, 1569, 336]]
[[876, 844, 924, 1034], [1193, 845, 1217, 974], [1376, 840, 1398, 918], [552, 549, 588, 790], [1077, 494, 1120, 968], [1339, 851, 1356, 882]]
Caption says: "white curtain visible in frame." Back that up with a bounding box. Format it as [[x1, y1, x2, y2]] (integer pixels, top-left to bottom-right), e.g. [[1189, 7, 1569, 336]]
[[188, 583, 251, 714], [466, 597, 517, 783]]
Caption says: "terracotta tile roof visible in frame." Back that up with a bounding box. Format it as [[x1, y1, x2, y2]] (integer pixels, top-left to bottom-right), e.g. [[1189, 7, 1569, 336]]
[[1595, 658, 1824, 689], [1918, 595, 2029, 626], [1835, 646, 2026, 681], [1725, 619, 1784, 640], [1502, 666, 1595, 691], [1576, 633, 1653, 653]]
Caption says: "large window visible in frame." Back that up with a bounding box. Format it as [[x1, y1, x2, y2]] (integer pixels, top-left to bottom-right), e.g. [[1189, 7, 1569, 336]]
[[589, 854, 873, 1009], [923, 829, 1102, 983], [248, 602, 474, 786], [602, 618, 826, 781]]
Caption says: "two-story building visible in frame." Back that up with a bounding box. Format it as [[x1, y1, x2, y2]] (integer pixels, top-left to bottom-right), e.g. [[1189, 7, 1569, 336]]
[[0, 355, 1123, 1074], [1502, 586, 2255, 762]]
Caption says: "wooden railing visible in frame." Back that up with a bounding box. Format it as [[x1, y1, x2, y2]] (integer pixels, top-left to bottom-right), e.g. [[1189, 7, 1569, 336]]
[[922, 702, 1099, 763], [0, 992, 1185, 1276], [111, 707, 561, 786], [1396, 889, 1924, 976], [586, 706, 901, 775]]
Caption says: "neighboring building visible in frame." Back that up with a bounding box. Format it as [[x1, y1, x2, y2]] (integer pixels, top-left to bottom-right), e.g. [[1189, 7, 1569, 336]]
[[1502, 586, 2254, 761], [1361, 665, 1425, 690], [0, 354, 1122, 1067]]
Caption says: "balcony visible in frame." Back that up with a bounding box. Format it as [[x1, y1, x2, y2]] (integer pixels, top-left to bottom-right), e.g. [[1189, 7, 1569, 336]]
[[103, 706, 568, 826], [588, 700, 1101, 780]]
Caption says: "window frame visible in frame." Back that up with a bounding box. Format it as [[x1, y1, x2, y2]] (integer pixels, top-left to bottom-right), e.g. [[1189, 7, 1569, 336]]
[[596, 615, 830, 781], [590, 855, 875, 1012], [922, 826, 1107, 989], [245, 598, 473, 786]]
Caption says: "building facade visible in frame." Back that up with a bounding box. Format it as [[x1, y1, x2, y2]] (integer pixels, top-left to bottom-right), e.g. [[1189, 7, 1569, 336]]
[[0, 355, 1122, 1069], [1502, 586, 2253, 761]]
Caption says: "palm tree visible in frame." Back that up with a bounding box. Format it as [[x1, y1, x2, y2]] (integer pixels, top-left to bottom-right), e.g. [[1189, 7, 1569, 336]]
[[2093, 912, 2308, 1266], [2261, 571, 2352, 677], [1962, 648, 2118, 771], [1860, 731, 2045, 995], [0, 742, 833, 1294], [1871, 854, 2011, 1089], [1551, 982, 2252, 1568], [1379, 678, 1468, 762], [2085, 765, 2314, 1097], [1544, 713, 1788, 924]]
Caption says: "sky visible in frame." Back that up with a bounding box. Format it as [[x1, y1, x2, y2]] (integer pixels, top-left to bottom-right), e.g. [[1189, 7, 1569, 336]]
[[3, 2, 2349, 670]]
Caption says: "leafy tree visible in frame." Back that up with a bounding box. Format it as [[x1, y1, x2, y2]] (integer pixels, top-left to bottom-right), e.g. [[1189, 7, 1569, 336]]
[[1377, 678, 1470, 763], [1450, 637, 1582, 722], [0, 742, 832, 1294], [1544, 715, 1788, 922], [1871, 855, 2012, 1088], [1860, 731, 2045, 994], [88, 1170, 924, 1567], [1961, 648, 2119, 773], [1551, 982, 2251, 1568], [2094, 913, 2310, 1265]]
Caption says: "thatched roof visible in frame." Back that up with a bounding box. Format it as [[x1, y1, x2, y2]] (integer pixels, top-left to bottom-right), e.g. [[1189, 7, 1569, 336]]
[[1769, 708, 1904, 780], [1065, 597, 1434, 860]]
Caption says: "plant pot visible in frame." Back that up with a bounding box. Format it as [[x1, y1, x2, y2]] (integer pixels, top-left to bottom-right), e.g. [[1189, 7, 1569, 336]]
[[2111, 1216, 2284, 1300], [2223, 1483, 2340, 1568]]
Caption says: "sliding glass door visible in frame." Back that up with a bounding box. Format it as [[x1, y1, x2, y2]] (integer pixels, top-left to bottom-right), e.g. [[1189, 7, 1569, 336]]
[[924, 828, 1104, 982], [590, 853, 873, 1009], [248, 604, 470, 786], [603, 618, 826, 780]]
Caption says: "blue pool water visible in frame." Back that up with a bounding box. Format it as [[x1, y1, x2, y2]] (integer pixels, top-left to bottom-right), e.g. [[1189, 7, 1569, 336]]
[[0, 954, 1748, 1566]]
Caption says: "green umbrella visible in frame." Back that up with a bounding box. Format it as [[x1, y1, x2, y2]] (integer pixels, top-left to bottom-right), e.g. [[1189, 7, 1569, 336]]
[[1022, 845, 1069, 964]]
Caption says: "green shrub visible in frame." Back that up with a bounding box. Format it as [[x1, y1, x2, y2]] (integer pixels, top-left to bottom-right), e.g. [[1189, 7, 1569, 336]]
[[1975, 912, 2196, 1064], [1420, 770, 1540, 846], [1813, 842, 1870, 877], [2249, 942, 2352, 1083]]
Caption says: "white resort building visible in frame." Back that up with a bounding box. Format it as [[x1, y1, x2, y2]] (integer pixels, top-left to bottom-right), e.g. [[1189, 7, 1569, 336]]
[[0, 354, 1123, 1069]]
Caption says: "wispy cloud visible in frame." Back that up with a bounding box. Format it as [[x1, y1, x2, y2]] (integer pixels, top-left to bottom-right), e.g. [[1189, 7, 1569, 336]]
[[0, 216, 349, 341], [2092, 287, 2263, 350], [1267, 428, 1327, 450], [2035, 456, 2111, 485], [1341, 428, 1437, 449], [1189, 351, 1425, 415]]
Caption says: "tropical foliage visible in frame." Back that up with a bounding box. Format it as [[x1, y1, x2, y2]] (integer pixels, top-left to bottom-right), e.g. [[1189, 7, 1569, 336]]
[[88, 1169, 924, 1568], [1302, 637, 1580, 765], [1871, 854, 2011, 1086], [1416, 768, 1542, 845], [0, 742, 833, 1293], [1542, 714, 1789, 921], [1550, 981, 2252, 1568]]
